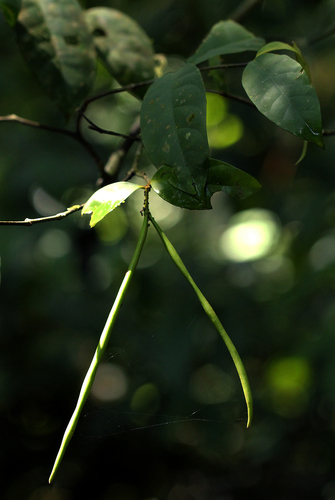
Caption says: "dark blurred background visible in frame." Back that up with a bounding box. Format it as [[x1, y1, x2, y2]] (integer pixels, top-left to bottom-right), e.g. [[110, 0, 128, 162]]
[[2, 0, 335, 499]]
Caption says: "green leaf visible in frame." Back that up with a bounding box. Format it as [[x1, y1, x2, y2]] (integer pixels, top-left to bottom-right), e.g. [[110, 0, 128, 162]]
[[151, 159, 261, 210], [14, 0, 96, 116], [151, 166, 210, 210], [141, 63, 209, 198], [82, 182, 143, 227], [187, 20, 265, 65], [143, 63, 261, 210], [0, 0, 21, 26], [256, 41, 311, 82], [85, 7, 155, 99], [207, 159, 261, 199], [242, 53, 324, 147]]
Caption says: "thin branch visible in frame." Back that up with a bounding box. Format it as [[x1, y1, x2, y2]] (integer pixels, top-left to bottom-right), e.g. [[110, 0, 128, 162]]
[[0, 114, 76, 138], [229, 0, 263, 22], [206, 89, 256, 107], [86, 82, 148, 103], [308, 25, 335, 46], [200, 62, 249, 71], [322, 129, 335, 136], [122, 142, 149, 184], [82, 114, 141, 141], [103, 118, 141, 181], [0, 204, 83, 226], [74, 81, 153, 180], [0, 114, 105, 176], [76, 79, 154, 135]]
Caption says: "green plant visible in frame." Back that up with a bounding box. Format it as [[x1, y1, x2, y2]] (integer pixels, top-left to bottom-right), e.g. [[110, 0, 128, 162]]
[[0, 0, 325, 484]]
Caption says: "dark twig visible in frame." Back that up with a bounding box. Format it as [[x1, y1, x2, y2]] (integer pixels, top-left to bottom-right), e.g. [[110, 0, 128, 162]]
[[0, 114, 105, 176], [122, 143, 149, 184], [206, 89, 256, 108], [76, 80, 154, 135], [74, 80, 153, 181], [103, 118, 141, 182], [0, 204, 83, 226], [0, 114, 76, 138], [308, 25, 335, 46], [200, 62, 250, 71], [82, 114, 141, 141], [229, 0, 264, 22], [322, 129, 335, 136], [79, 80, 154, 113]]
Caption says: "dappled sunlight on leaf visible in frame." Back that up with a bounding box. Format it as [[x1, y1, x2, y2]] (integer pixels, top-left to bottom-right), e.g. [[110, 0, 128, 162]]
[[82, 181, 143, 227]]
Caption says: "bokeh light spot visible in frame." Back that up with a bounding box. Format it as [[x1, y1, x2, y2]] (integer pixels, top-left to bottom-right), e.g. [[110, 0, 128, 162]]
[[91, 363, 128, 402], [208, 115, 243, 149], [265, 356, 312, 418], [309, 234, 335, 270], [190, 364, 234, 404], [206, 93, 227, 127], [219, 209, 281, 262], [38, 229, 71, 258], [130, 383, 160, 413]]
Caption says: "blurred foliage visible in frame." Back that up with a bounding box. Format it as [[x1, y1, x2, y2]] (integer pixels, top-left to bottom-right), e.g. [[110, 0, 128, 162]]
[[2, 0, 335, 499]]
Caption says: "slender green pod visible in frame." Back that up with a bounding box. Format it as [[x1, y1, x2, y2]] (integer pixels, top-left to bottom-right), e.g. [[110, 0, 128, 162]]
[[49, 212, 149, 483], [149, 214, 253, 428]]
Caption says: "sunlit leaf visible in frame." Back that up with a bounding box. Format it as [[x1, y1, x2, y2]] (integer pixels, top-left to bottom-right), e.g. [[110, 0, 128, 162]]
[[82, 182, 143, 227], [141, 63, 209, 198], [85, 7, 155, 99], [188, 20, 265, 65], [242, 53, 324, 147], [206, 159, 261, 199], [0, 0, 21, 26], [15, 0, 96, 116]]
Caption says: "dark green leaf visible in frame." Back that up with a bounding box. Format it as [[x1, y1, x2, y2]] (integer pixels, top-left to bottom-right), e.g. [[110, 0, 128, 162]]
[[141, 63, 209, 198], [256, 41, 311, 82], [151, 166, 211, 210], [206, 159, 261, 199], [82, 182, 143, 227], [151, 159, 261, 210], [15, 0, 96, 116], [85, 7, 155, 99], [187, 20, 265, 65], [0, 0, 21, 26], [242, 53, 324, 147]]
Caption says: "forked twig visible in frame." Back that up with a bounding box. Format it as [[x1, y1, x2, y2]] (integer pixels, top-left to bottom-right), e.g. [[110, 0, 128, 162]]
[[0, 114, 105, 176]]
